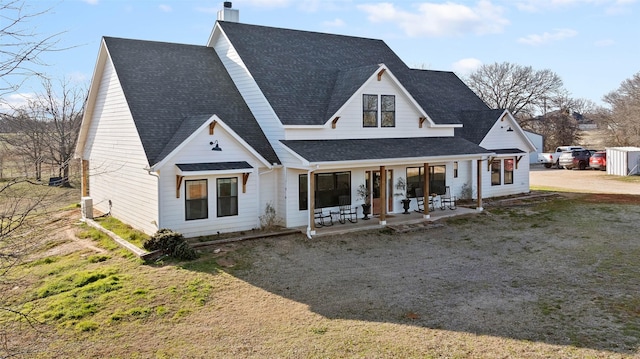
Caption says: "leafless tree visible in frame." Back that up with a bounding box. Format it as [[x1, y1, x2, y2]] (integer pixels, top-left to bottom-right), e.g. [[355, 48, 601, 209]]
[[0, 0, 61, 96], [598, 72, 640, 147], [0, 110, 48, 180], [26, 78, 85, 185], [464, 62, 564, 119]]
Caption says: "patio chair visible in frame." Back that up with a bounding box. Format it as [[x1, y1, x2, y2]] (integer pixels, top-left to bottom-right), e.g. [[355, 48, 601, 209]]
[[338, 195, 358, 224], [314, 208, 333, 227], [414, 187, 425, 213], [440, 186, 456, 210]]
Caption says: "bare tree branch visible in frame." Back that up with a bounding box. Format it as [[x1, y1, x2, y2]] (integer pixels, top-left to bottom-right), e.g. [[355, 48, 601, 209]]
[[0, 0, 63, 96]]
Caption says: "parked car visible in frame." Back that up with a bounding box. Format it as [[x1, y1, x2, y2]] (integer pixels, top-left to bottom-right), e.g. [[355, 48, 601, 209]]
[[538, 146, 585, 168], [559, 149, 592, 170], [589, 151, 606, 171]]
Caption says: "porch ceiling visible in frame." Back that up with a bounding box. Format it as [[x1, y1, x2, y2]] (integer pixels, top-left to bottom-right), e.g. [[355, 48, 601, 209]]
[[280, 137, 492, 164]]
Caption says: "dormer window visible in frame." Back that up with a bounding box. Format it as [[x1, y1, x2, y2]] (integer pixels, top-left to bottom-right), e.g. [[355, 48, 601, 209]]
[[363, 94, 395, 128], [381, 95, 395, 127], [363, 94, 378, 127]]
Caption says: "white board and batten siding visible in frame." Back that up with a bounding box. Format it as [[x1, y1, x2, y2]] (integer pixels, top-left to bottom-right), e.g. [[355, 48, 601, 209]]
[[156, 124, 270, 238], [83, 56, 159, 235], [210, 31, 288, 162], [283, 72, 454, 141], [479, 115, 532, 198]]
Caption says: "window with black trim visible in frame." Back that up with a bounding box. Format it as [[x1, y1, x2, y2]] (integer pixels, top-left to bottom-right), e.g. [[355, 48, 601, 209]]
[[299, 174, 308, 210], [491, 160, 501, 186], [504, 158, 514, 185], [381, 95, 395, 127], [185, 179, 208, 220], [363, 94, 378, 127], [217, 177, 238, 217], [406, 165, 446, 197], [298, 172, 351, 209]]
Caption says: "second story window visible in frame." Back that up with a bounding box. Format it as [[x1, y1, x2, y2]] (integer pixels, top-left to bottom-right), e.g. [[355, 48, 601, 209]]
[[363, 94, 395, 128], [363, 94, 378, 127], [381, 95, 395, 127]]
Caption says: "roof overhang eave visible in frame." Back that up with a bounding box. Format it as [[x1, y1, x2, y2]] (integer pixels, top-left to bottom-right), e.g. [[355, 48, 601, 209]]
[[306, 152, 493, 170]]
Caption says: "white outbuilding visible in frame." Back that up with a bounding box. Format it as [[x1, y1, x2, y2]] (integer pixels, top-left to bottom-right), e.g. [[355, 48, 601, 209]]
[[606, 147, 640, 176]]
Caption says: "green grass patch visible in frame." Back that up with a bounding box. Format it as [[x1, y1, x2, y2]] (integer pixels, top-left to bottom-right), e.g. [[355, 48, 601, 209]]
[[95, 216, 149, 248]]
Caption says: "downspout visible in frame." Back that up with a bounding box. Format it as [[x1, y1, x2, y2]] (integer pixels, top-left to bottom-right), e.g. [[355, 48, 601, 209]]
[[145, 167, 161, 231], [306, 165, 319, 239]]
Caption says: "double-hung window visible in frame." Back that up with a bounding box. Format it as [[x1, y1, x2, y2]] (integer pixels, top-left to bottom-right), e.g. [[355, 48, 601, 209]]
[[491, 160, 501, 186], [185, 179, 208, 220], [217, 178, 238, 217], [381, 95, 395, 127], [504, 158, 514, 185], [363, 94, 378, 127]]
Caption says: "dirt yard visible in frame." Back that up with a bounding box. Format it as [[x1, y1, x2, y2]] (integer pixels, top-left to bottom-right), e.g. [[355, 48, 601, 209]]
[[6, 170, 640, 357], [200, 189, 640, 356]]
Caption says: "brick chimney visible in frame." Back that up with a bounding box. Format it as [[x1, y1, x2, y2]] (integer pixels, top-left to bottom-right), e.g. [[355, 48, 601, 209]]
[[217, 2, 239, 22]]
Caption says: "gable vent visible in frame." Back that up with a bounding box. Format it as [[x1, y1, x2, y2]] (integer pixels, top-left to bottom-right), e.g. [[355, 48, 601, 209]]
[[218, 2, 239, 22]]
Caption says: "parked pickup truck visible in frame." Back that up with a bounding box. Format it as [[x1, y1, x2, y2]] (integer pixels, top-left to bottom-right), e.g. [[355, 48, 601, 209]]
[[559, 149, 592, 170], [538, 146, 585, 168]]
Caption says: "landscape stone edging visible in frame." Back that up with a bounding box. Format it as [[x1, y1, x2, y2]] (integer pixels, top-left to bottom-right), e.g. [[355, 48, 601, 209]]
[[83, 218, 149, 258]]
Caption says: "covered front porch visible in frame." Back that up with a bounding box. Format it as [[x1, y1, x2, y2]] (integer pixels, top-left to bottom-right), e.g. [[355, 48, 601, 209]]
[[303, 204, 478, 237]]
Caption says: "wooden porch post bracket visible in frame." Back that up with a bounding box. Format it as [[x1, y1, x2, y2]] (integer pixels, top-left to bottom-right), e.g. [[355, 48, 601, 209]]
[[377, 68, 386, 81], [488, 156, 494, 171], [242, 173, 250, 193], [176, 175, 184, 198], [209, 121, 217, 135], [331, 117, 340, 129], [419, 117, 427, 128]]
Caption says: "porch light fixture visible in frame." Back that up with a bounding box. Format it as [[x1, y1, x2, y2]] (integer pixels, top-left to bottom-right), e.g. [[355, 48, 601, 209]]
[[210, 140, 222, 151], [506, 127, 514, 132]]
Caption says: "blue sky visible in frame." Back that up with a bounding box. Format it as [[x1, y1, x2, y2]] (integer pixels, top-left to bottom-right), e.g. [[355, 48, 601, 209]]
[[3, 0, 638, 110]]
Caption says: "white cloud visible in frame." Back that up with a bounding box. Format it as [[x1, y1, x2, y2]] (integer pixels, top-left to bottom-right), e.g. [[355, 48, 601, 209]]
[[517, 28, 578, 45], [236, 0, 291, 7], [452, 58, 483, 75], [0, 93, 36, 113], [357, 1, 509, 37], [515, 0, 636, 13], [82, 0, 99, 5], [159, 4, 172, 13], [322, 18, 345, 27]]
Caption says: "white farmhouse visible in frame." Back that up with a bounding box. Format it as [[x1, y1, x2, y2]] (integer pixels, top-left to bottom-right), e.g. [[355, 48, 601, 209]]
[[76, 4, 535, 238]]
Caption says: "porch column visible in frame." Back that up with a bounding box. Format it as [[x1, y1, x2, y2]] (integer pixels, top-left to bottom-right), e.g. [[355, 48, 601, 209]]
[[309, 171, 316, 234], [476, 159, 483, 211], [81, 159, 89, 197], [379, 165, 386, 225], [423, 162, 430, 219]]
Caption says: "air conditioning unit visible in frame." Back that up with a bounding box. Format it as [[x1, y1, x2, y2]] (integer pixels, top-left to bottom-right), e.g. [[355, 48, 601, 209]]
[[81, 197, 93, 219]]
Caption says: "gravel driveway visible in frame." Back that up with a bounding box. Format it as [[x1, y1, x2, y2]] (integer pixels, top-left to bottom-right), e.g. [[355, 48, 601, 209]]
[[530, 164, 640, 194]]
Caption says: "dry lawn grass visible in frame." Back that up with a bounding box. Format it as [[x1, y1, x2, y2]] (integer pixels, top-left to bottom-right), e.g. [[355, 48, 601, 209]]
[[3, 190, 640, 358]]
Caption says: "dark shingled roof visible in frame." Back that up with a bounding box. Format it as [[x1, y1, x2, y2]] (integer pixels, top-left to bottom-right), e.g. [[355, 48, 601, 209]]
[[104, 37, 279, 166], [176, 161, 253, 172], [218, 21, 490, 126], [454, 109, 505, 144], [280, 137, 492, 163]]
